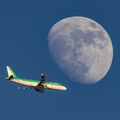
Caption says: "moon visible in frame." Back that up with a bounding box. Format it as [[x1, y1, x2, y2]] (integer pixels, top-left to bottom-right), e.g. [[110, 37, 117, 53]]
[[48, 16, 113, 84]]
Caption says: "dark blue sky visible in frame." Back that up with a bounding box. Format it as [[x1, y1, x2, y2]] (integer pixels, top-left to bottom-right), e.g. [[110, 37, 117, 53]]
[[0, 0, 120, 120]]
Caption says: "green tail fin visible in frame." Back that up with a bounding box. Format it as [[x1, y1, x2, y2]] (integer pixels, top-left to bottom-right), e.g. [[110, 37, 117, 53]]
[[6, 66, 18, 78]]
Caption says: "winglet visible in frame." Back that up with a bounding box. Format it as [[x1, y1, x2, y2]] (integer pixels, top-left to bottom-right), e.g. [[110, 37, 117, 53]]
[[6, 66, 18, 78]]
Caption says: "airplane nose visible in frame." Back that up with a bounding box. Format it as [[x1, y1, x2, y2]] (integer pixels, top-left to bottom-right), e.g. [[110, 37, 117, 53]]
[[63, 86, 67, 90]]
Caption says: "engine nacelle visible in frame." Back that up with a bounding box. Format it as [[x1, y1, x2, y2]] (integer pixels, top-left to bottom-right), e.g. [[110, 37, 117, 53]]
[[35, 89, 45, 93]]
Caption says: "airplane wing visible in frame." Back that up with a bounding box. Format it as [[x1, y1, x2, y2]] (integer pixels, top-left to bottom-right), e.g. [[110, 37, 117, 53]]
[[34, 74, 46, 93]]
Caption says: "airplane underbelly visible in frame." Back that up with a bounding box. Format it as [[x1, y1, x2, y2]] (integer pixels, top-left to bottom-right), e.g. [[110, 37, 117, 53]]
[[11, 79, 38, 86], [46, 84, 66, 91]]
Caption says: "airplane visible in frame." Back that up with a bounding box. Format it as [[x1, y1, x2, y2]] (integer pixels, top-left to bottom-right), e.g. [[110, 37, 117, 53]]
[[5, 66, 67, 93]]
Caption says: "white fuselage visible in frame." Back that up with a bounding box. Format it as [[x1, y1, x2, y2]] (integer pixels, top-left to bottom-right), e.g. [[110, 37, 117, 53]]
[[10, 79, 67, 91]]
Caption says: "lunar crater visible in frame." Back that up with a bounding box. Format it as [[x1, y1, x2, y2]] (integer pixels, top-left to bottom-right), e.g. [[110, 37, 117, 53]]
[[83, 31, 96, 45], [89, 22, 97, 28], [70, 30, 85, 41], [97, 31, 105, 40]]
